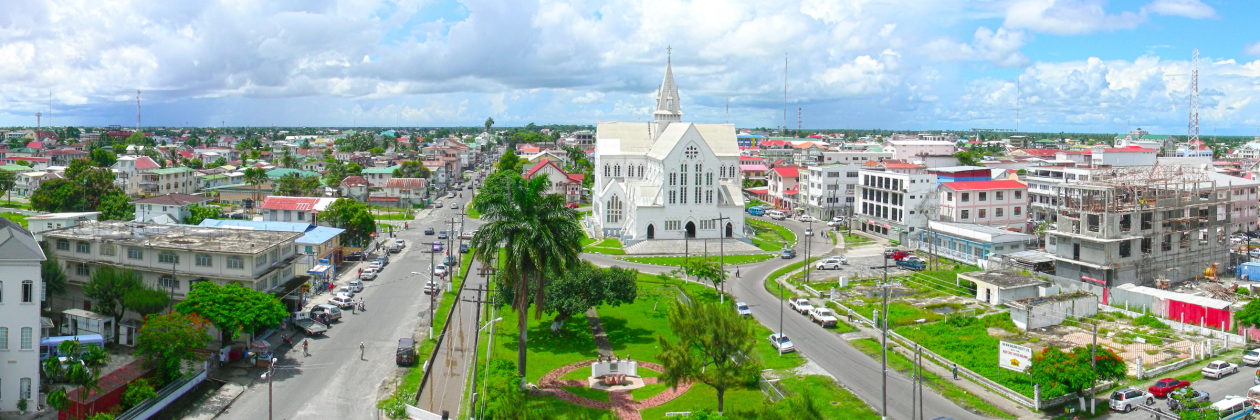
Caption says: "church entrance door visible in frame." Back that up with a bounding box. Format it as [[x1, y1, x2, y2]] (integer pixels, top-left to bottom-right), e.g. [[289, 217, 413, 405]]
[[685, 222, 696, 238], [725, 223, 733, 238], [647, 224, 655, 239]]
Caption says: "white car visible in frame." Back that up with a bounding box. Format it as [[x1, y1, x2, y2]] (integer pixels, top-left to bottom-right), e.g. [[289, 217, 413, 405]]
[[348, 280, 364, 293], [736, 302, 752, 317], [768, 333, 795, 353], [798, 215, 819, 222], [433, 201, 444, 208], [815, 256, 848, 270], [423, 281, 440, 295], [831, 216, 847, 223], [827, 220, 845, 227], [1202, 360, 1239, 379], [1245, 350, 1260, 366], [432, 264, 448, 277], [337, 286, 356, 298], [359, 268, 378, 281], [789, 298, 814, 314], [329, 295, 355, 309], [809, 308, 838, 327]]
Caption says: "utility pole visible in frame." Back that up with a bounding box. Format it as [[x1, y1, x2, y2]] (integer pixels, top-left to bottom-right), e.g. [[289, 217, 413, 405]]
[[804, 220, 814, 286], [710, 214, 731, 302], [1091, 321, 1098, 414], [881, 252, 890, 420], [463, 284, 492, 419]]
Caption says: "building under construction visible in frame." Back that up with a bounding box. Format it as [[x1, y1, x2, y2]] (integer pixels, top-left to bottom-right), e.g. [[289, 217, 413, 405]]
[[1045, 164, 1232, 287]]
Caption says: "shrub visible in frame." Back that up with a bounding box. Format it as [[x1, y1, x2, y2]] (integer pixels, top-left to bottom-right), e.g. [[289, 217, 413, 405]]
[[1028, 337, 1040, 343], [17, 398, 27, 412], [1239, 288, 1251, 296], [1098, 328, 1110, 335], [122, 378, 156, 410], [1134, 313, 1172, 330]]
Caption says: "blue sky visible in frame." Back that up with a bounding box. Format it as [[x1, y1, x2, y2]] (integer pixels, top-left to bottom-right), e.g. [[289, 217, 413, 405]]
[[2, 0, 1259, 135]]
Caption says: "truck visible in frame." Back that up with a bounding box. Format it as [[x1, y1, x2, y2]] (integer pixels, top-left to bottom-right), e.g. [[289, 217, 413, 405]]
[[789, 298, 814, 314], [809, 307, 838, 327], [896, 256, 926, 271], [293, 312, 328, 336]]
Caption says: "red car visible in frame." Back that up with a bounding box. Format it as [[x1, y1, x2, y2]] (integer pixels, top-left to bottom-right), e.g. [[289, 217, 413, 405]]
[[1147, 378, 1189, 398], [566, 203, 579, 209]]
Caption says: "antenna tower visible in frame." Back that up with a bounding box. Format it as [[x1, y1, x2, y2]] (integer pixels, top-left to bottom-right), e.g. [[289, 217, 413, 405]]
[[1015, 77, 1020, 131], [49, 91, 52, 128], [797, 107, 802, 135], [783, 53, 788, 135], [1188, 49, 1200, 144], [36, 112, 42, 129], [136, 89, 142, 132]]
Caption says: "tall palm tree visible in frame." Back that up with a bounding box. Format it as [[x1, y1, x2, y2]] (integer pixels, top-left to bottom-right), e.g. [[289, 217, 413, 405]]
[[469, 173, 582, 383], [244, 168, 267, 210]]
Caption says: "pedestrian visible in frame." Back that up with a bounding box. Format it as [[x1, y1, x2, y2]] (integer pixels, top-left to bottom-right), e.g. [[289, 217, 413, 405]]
[[352, 303, 356, 314], [735, 268, 740, 278], [358, 267, 362, 277], [360, 342, 366, 360], [303, 339, 310, 357], [952, 363, 958, 380]]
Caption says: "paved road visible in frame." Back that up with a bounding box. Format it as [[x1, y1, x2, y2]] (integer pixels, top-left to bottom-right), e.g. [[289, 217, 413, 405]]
[[217, 190, 478, 420], [585, 216, 978, 420], [1106, 359, 1258, 419]]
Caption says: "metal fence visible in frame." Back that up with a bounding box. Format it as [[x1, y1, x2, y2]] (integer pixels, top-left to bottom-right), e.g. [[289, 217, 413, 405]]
[[116, 363, 209, 420], [758, 375, 787, 403]]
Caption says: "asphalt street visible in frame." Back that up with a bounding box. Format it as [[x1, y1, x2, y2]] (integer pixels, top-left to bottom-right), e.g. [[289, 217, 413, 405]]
[[1104, 359, 1259, 419], [217, 190, 479, 420], [584, 215, 978, 420]]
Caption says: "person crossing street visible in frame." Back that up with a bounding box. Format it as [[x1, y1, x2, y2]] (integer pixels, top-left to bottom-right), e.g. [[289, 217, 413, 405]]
[[303, 339, 310, 357], [360, 342, 366, 360]]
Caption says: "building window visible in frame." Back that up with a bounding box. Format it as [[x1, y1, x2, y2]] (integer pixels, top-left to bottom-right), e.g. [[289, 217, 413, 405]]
[[1014, 207, 1022, 215], [227, 256, 244, 269], [979, 192, 987, 201], [20, 377, 31, 400], [76, 242, 90, 253], [100, 243, 116, 256], [706, 190, 713, 204], [20, 327, 32, 350], [681, 187, 687, 204], [946, 192, 953, 201], [614, 165, 621, 177], [604, 165, 609, 177], [159, 275, 180, 291], [56, 239, 69, 251], [1120, 240, 1132, 258], [695, 187, 701, 203], [76, 264, 90, 276], [605, 196, 623, 224], [21, 280, 33, 303], [720, 166, 726, 178], [1014, 191, 1022, 200], [669, 173, 676, 186], [196, 253, 213, 267], [159, 251, 179, 264], [685, 146, 699, 159], [706, 172, 713, 186], [0, 327, 7, 350], [996, 191, 1004, 200], [695, 165, 702, 184], [978, 209, 987, 218], [961, 193, 970, 202], [961, 210, 970, 219], [669, 190, 676, 204], [128, 247, 144, 260], [665, 220, 680, 230]]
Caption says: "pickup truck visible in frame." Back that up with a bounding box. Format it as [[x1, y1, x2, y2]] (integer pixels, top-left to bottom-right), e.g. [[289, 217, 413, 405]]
[[809, 307, 838, 327], [896, 257, 927, 271], [292, 312, 328, 336], [789, 298, 814, 315]]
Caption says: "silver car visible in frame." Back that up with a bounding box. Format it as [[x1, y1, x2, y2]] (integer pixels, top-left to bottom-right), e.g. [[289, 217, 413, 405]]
[[768, 333, 795, 353]]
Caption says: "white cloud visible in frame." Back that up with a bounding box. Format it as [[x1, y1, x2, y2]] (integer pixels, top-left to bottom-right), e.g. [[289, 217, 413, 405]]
[[1246, 42, 1260, 58], [1003, 0, 1145, 35], [1145, 0, 1215, 19], [571, 92, 604, 104], [919, 27, 1028, 68]]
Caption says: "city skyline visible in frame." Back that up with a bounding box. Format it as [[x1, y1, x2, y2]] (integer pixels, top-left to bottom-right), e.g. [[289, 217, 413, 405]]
[[3, 0, 1260, 135]]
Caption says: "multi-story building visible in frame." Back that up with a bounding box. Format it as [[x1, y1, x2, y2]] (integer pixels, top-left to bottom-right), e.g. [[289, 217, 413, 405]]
[[379, 178, 430, 207], [132, 193, 212, 224], [25, 212, 100, 241], [766, 167, 800, 211], [937, 180, 1030, 232], [361, 165, 399, 187], [0, 218, 44, 412], [885, 140, 956, 162], [259, 196, 338, 224], [1025, 166, 1100, 223], [139, 167, 196, 196], [820, 150, 892, 165], [44, 221, 304, 313], [523, 161, 583, 204], [1089, 146, 1158, 166], [854, 163, 938, 240], [798, 163, 862, 220], [1045, 165, 1233, 287]]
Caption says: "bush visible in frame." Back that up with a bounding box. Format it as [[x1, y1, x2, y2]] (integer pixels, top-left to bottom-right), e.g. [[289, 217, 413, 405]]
[[1028, 337, 1040, 343], [1134, 313, 1172, 330], [1098, 328, 1110, 335], [1239, 288, 1251, 296], [122, 378, 156, 410]]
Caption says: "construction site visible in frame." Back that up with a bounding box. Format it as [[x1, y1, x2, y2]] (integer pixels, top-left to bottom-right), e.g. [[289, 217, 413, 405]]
[[1045, 164, 1232, 288]]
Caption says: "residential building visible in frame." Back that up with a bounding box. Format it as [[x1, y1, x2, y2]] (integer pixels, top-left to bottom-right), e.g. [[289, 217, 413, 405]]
[[1236, 141, 1260, 160], [380, 178, 429, 206], [820, 150, 892, 165], [339, 176, 369, 201], [111, 156, 161, 196], [197, 220, 345, 285], [4, 157, 50, 170], [885, 140, 956, 162], [909, 220, 1038, 266], [1089, 146, 1158, 166], [44, 221, 303, 316], [766, 167, 800, 211], [853, 163, 937, 240], [959, 270, 1048, 306], [132, 193, 212, 223], [798, 163, 861, 219], [362, 165, 399, 187], [259, 196, 338, 224], [522, 161, 583, 204], [1175, 141, 1213, 158], [12, 171, 57, 197], [25, 212, 100, 241], [591, 59, 746, 243], [938, 180, 1029, 231], [927, 166, 993, 184], [139, 167, 196, 196], [0, 218, 44, 412], [1045, 165, 1232, 287], [45, 149, 86, 166]]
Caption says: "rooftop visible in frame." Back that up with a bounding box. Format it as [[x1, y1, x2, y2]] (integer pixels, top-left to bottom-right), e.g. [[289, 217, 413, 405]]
[[44, 220, 302, 255], [131, 193, 211, 206], [958, 270, 1047, 289], [197, 220, 344, 245], [0, 217, 45, 262], [940, 180, 1028, 191]]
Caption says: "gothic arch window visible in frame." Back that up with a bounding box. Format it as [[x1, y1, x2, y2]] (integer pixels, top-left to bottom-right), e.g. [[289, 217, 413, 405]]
[[695, 165, 702, 185], [669, 173, 677, 186], [638, 165, 644, 177], [605, 196, 623, 224], [615, 164, 621, 177], [604, 165, 610, 177], [720, 166, 726, 178], [729, 166, 736, 178], [706, 172, 713, 186], [685, 145, 699, 160]]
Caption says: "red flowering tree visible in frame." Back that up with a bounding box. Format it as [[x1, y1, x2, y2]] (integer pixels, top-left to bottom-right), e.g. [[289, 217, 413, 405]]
[[1028, 345, 1125, 412], [136, 313, 214, 383]]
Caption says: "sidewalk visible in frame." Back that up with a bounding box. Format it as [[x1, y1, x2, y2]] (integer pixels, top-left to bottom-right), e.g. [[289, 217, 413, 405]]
[[414, 257, 487, 416]]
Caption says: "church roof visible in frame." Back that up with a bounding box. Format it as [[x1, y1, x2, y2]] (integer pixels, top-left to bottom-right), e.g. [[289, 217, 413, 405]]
[[596, 122, 738, 158]]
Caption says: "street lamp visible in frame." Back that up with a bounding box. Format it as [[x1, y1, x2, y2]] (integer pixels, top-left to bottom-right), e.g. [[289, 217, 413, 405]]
[[260, 357, 279, 420], [803, 223, 814, 287], [476, 317, 504, 420]]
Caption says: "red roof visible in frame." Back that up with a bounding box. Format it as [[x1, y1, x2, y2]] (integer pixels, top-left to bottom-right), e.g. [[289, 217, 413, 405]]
[[45, 149, 85, 155], [1018, 149, 1061, 157], [177, 151, 195, 158], [739, 156, 763, 162], [566, 173, 585, 182], [26, 141, 44, 149], [783, 189, 799, 195], [525, 160, 579, 184], [341, 176, 369, 186], [69, 360, 151, 404], [745, 187, 769, 194], [760, 140, 790, 147], [5, 156, 50, 162], [135, 156, 160, 170], [384, 178, 426, 189], [260, 196, 321, 211], [367, 196, 400, 202], [941, 180, 1027, 191], [771, 167, 799, 178]]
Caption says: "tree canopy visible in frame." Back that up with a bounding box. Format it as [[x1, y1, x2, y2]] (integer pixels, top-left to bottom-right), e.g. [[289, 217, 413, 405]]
[[175, 282, 288, 344], [1028, 345, 1125, 411], [274, 174, 322, 197], [83, 267, 167, 337], [183, 203, 222, 225], [657, 300, 763, 414], [31, 159, 130, 218], [90, 149, 117, 167], [392, 160, 431, 179], [322, 198, 378, 247], [136, 313, 213, 383], [498, 261, 637, 330]]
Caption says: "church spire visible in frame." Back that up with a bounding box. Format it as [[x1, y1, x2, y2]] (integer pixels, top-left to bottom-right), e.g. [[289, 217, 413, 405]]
[[653, 46, 681, 138]]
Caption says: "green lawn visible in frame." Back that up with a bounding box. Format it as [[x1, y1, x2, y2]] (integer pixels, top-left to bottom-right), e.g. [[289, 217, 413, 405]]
[[1, 212, 27, 228], [616, 254, 773, 266], [748, 219, 797, 251], [371, 212, 412, 221], [845, 300, 942, 328], [582, 238, 625, 255], [763, 257, 822, 299], [639, 382, 766, 419], [896, 316, 1037, 398], [0, 200, 31, 210], [562, 386, 610, 402], [842, 233, 873, 245], [775, 375, 882, 420], [849, 338, 1015, 419]]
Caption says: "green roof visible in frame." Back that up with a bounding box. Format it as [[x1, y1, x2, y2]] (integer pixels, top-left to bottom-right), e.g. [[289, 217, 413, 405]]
[[0, 164, 30, 172], [1140, 134, 1171, 140], [150, 167, 194, 175], [362, 165, 400, 174], [200, 174, 228, 180], [265, 168, 320, 179]]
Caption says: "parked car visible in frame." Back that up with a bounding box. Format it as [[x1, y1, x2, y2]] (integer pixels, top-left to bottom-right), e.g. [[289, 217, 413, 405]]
[[768, 333, 795, 353], [1147, 378, 1189, 398], [1166, 388, 1209, 411], [376, 255, 389, 266], [789, 298, 814, 314], [432, 241, 443, 252], [368, 261, 383, 272], [359, 268, 378, 281], [432, 264, 448, 277], [780, 248, 797, 259], [566, 202, 579, 209], [448, 192, 456, 198], [344, 251, 365, 261], [424, 227, 435, 235], [311, 304, 342, 322], [460, 243, 470, 253], [1202, 360, 1239, 379], [747, 206, 765, 216], [438, 230, 448, 240], [348, 280, 364, 293], [423, 281, 440, 295], [433, 201, 443, 208], [1245, 350, 1260, 366], [896, 256, 927, 271], [767, 210, 787, 220], [329, 295, 355, 309], [1110, 387, 1154, 412], [337, 286, 356, 298], [809, 308, 838, 327], [736, 302, 752, 317], [798, 215, 818, 222], [832, 216, 847, 223], [396, 338, 417, 366], [450, 202, 459, 209], [827, 220, 845, 227], [815, 256, 847, 270]]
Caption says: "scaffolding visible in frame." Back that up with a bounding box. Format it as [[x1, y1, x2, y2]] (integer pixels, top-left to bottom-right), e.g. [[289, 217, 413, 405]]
[[1050, 164, 1230, 287]]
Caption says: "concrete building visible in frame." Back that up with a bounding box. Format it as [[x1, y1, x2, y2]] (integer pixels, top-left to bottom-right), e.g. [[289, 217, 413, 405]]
[[1007, 292, 1098, 331], [1026, 166, 1100, 223], [380, 178, 429, 207], [885, 140, 956, 162], [259, 196, 338, 224], [766, 167, 800, 211], [338, 176, 369, 201], [25, 212, 100, 241], [960, 270, 1049, 306], [853, 163, 937, 240], [522, 161, 583, 204], [0, 218, 45, 412], [1089, 146, 1158, 166], [361, 165, 399, 187], [909, 221, 1038, 266], [132, 193, 213, 224], [138, 167, 197, 197], [43, 221, 304, 312], [820, 150, 892, 165], [197, 220, 345, 286], [591, 58, 745, 243], [798, 163, 861, 219], [938, 180, 1029, 231], [1045, 165, 1233, 287]]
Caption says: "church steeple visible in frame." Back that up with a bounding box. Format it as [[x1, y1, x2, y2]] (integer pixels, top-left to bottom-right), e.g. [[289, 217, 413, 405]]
[[653, 47, 682, 138]]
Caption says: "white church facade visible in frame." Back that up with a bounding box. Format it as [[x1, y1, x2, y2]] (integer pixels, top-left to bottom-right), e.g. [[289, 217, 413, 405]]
[[592, 59, 747, 244]]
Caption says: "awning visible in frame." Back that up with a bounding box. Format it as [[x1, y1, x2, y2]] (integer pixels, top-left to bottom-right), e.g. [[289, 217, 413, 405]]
[[307, 264, 332, 275]]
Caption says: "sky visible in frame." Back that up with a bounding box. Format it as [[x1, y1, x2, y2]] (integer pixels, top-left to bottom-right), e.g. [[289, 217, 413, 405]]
[[2, 0, 1260, 135]]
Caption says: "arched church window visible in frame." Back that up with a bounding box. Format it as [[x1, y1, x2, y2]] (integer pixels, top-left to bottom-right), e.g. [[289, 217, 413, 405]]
[[615, 164, 621, 177], [604, 165, 610, 177], [670, 173, 676, 186], [706, 172, 713, 186]]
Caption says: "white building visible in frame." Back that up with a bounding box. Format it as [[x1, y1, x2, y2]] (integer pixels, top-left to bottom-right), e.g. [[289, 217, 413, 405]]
[[0, 218, 45, 412], [1089, 146, 1158, 166], [1237, 141, 1260, 160], [937, 180, 1030, 232], [591, 59, 746, 243], [799, 163, 862, 219], [259, 196, 339, 224], [132, 193, 213, 224], [820, 151, 893, 165], [885, 140, 956, 162], [854, 163, 938, 240], [25, 212, 100, 241]]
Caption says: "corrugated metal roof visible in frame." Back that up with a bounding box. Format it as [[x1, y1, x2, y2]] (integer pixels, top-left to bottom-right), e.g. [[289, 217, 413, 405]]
[[1116, 284, 1231, 309]]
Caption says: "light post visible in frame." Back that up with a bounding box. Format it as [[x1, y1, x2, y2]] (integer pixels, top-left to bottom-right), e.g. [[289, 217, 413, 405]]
[[476, 317, 504, 420], [261, 357, 278, 420], [804, 222, 814, 286], [881, 252, 889, 420]]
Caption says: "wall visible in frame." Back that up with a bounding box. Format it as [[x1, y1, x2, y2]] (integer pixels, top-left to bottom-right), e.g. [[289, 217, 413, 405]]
[[1016, 294, 1099, 330], [0, 255, 42, 412]]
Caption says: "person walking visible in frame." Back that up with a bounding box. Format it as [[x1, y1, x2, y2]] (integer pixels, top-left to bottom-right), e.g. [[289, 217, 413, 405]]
[[303, 339, 310, 357], [360, 342, 366, 360], [952, 363, 958, 380]]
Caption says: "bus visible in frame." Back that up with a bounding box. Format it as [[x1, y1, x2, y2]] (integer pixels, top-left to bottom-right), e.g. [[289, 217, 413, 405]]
[[1210, 396, 1255, 420], [39, 334, 105, 361]]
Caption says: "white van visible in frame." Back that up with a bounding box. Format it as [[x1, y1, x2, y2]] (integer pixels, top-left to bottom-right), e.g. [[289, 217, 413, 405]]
[[1211, 396, 1255, 420], [767, 210, 787, 220]]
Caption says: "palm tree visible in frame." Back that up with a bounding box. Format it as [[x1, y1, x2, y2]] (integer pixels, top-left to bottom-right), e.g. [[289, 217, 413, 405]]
[[469, 174, 582, 383], [243, 168, 267, 210]]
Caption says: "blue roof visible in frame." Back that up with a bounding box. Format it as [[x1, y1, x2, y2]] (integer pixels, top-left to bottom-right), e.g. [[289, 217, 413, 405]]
[[197, 220, 344, 245]]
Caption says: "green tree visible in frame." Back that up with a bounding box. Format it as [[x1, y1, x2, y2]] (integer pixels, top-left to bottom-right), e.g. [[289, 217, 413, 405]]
[[369, 147, 385, 154], [1235, 298, 1260, 333], [175, 282, 288, 345], [243, 167, 269, 207], [45, 339, 110, 419], [98, 191, 135, 221], [136, 313, 213, 383], [322, 198, 377, 247], [469, 173, 582, 382], [498, 261, 637, 331], [211, 157, 228, 167], [121, 378, 156, 409], [0, 169, 15, 205], [324, 160, 346, 190], [41, 251, 68, 313], [1028, 345, 1125, 411], [183, 203, 222, 225], [31, 159, 121, 213], [90, 149, 117, 167], [123, 286, 171, 318], [392, 161, 431, 179], [657, 300, 763, 414], [497, 149, 520, 173], [485, 117, 495, 133], [82, 267, 144, 336], [346, 163, 363, 177], [674, 258, 727, 301]]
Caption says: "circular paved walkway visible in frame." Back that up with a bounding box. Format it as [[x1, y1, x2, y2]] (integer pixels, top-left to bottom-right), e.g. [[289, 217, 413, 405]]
[[534, 360, 693, 420]]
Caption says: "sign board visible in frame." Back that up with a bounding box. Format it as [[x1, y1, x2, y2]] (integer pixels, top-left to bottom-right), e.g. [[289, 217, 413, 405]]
[[999, 341, 1032, 373]]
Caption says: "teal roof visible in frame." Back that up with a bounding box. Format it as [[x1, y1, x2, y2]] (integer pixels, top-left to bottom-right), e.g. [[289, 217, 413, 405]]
[[200, 174, 228, 180], [150, 167, 194, 175], [1141, 134, 1171, 140], [0, 164, 29, 172], [362, 165, 400, 174], [266, 168, 320, 179]]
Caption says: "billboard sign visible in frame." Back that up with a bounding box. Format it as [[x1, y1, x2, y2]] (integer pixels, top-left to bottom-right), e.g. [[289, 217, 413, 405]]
[[999, 341, 1032, 373]]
